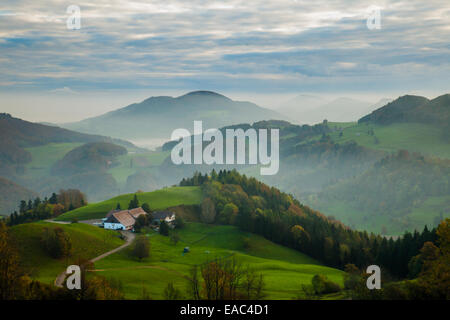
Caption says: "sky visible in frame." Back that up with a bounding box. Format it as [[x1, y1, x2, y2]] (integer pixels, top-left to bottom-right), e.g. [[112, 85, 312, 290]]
[[0, 0, 449, 122]]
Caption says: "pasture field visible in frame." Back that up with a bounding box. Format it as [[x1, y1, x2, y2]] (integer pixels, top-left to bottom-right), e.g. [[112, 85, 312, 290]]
[[24, 142, 83, 178], [328, 122, 450, 159], [93, 223, 345, 300]]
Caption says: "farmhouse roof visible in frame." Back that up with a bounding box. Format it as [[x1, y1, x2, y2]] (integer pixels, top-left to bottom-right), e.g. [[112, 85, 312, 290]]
[[153, 211, 175, 220], [128, 207, 147, 218], [106, 209, 121, 219], [105, 207, 147, 228]]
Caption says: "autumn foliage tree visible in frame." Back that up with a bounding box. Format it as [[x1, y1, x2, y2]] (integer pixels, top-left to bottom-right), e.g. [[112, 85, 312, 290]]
[[413, 219, 450, 299], [0, 221, 24, 299], [57, 189, 87, 211], [41, 227, 72, 259], [201, 197, 216, 224]]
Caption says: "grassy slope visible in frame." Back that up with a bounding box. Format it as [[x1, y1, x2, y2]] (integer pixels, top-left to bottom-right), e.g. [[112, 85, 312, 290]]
[[55, 186, 202, 221], [93, 223, 344, 300], [10, 221, 124, 284], [107, 151, 170, 186], [24, 142, 83, 179], [328, 122, 450, 159]]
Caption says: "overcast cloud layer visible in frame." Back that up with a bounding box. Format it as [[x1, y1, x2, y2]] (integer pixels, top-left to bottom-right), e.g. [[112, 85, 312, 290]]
[[0, 0, 449, 121]]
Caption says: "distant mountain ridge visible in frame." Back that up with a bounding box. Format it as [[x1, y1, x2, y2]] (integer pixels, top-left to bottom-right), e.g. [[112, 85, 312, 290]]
[[62, 91, 284, 141], [0, 113, 137, 151], [359, 94, 450, 126]]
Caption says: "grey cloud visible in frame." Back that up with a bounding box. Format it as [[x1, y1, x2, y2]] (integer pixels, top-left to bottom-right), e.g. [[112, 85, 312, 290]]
[[0, 0, 448, 94]]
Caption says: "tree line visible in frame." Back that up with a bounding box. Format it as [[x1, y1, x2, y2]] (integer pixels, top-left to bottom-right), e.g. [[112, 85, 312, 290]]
[[6, 189, 87, 226]]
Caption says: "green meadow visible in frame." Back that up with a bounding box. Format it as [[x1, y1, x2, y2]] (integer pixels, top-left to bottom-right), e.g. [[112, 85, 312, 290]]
[[93, 223, 345, 300], [55, 186, 202, 221], [9, 221, 345, 300], [10, 221, 124, 284], [25, 142, 83, 178], [328, 122, 450, 159], [107, 151, 170, 186]]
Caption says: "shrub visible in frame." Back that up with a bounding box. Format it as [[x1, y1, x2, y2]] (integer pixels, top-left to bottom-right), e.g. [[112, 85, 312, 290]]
[[170, 232, 180, 245], [159, 221, 169, 236], [311, 274, 341, 295], [132, 235, 150, 261], [174, 216, 185, 229], [163, 282, 182, 300]]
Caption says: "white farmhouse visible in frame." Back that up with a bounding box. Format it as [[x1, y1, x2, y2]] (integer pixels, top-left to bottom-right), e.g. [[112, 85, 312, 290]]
[[152, 211, 176, 225], [103, 207, 147, 230]]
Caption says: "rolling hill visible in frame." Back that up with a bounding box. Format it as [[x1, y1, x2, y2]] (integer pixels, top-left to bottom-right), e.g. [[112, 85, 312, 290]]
[[93, 222, 345, 299], [0, 177, 37, 215], [328, 122, 450, 159], [9, 219, 345, 299], [10, 180, 346, 299], [0, 113, 140, 180], [9, 221, 124, 284], [359, 94, 450, 128], [0, 113, 137, 152], [52, 142, 127, 176], [151, 93, 450, 235], [62, 91, 283, 141], [309, 151, 450, 234], [55, 186, 203, 221], [0, 114, 147, 208]]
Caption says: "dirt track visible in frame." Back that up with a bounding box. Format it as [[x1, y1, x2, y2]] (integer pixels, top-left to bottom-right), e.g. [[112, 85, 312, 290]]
[[54, 231, 135, 287]]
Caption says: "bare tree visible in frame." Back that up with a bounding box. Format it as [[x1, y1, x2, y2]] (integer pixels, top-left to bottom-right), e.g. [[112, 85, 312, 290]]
[[198, 256, 265, 300], [186, 265, 201, 300]]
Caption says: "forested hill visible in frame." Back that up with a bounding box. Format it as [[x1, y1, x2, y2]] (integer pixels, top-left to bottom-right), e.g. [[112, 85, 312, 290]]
[[162, 119, 329, 153], [52, 142, 127, 176], [0, 113, 136, 149], [0, 113, 139, 178], [358, 94, 450, 128], [311, 150, 450, 234], [181, 170, 438, 279]]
